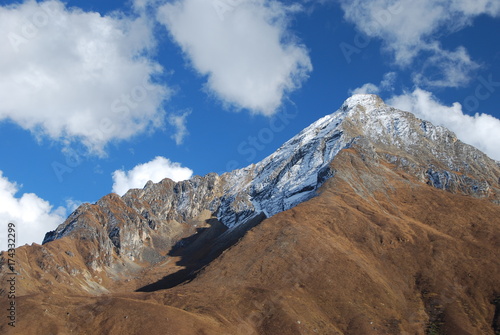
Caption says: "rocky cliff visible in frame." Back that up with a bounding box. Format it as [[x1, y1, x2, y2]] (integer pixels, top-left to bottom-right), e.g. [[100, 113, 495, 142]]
[[42, 94, 500, 268]]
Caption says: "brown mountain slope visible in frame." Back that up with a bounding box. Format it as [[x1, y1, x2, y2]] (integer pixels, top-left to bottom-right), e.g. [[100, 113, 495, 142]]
[[161, 144, 500, 335], [2, 144, 500, 335]]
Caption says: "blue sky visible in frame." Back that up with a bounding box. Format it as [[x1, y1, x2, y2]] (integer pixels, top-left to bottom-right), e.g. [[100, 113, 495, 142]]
[[1, 0, 499, 249]]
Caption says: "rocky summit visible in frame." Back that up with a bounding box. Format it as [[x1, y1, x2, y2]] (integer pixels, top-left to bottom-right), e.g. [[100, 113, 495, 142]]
[[2, 94, 500, 335]]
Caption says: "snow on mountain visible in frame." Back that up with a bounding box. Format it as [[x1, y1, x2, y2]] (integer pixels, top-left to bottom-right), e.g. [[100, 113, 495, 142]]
[[215, 93, 500, 229], [43, 94, 500, 259], [215, 96, 352, 228]]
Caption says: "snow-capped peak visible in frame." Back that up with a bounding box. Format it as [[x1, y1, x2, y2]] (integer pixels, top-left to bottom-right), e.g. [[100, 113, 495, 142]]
[[342, 94, 384, 110], [45, 94, 500, 252], [215, 93, 499, 229], [216, 97, 353, 228]]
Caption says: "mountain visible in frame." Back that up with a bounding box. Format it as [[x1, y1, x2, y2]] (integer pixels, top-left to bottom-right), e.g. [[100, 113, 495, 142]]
[[1, 94, 500, 334]]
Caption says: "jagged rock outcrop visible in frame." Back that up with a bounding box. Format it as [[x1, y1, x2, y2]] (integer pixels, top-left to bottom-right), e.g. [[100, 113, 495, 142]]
[[42, 95, 500, 268]]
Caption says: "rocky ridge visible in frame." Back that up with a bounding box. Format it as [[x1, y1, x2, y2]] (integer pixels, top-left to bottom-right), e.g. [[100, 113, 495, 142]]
[[42, 94, 500, 268]]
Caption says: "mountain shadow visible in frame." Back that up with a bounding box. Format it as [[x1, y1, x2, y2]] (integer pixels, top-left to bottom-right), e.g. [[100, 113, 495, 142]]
[[136, 213, 267, 292]]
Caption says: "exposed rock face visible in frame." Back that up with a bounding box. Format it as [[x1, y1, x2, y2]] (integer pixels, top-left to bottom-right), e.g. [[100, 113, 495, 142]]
[[2, 94, 500, 334], [340, 95, 499, 199], [42, 94, 500, 267]]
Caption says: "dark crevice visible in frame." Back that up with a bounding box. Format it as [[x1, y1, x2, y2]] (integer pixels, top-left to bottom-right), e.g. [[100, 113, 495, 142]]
[[108, 226, 120, 254], [493, 296, 500, 335], [415, 273, 446, 335]]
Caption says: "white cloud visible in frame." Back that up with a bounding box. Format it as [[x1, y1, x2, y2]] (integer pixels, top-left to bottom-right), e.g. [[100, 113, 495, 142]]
[[453, 0, 500, 16], [350, 82, 380, 95], [157, 0, 312, 115], [338, 0, 499, 87], [0, 171, 65, 251], [0, 0, 170, 155], [350, 72, 396, 95], [413, 44, 480, 88], [168, 110, 191, 145], [380, 71, 397, 90], [112, 156, 193, 196], [388, 88, 500, 161]]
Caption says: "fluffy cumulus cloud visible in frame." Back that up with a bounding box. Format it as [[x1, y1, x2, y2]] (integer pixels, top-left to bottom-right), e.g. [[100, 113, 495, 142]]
[[0, 171, 65, 251], [0, 0, 170, 155], [157, 0, 312, 115], [387, 88, 500, 161], [112, 156, 193, 196], [338, 0, 500, 87]]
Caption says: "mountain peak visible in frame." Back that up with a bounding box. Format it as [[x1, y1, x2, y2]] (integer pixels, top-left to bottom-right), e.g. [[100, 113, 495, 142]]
[[42, 95, 500, 262], [342, 93, 385, 110]]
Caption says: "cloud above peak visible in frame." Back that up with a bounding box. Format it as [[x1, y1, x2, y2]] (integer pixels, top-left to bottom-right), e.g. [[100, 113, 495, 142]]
[[0, 0, 170, 155], [157, 0, 312, 115], [338, 0, 499, 88], [350, 72, 396, 95]]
